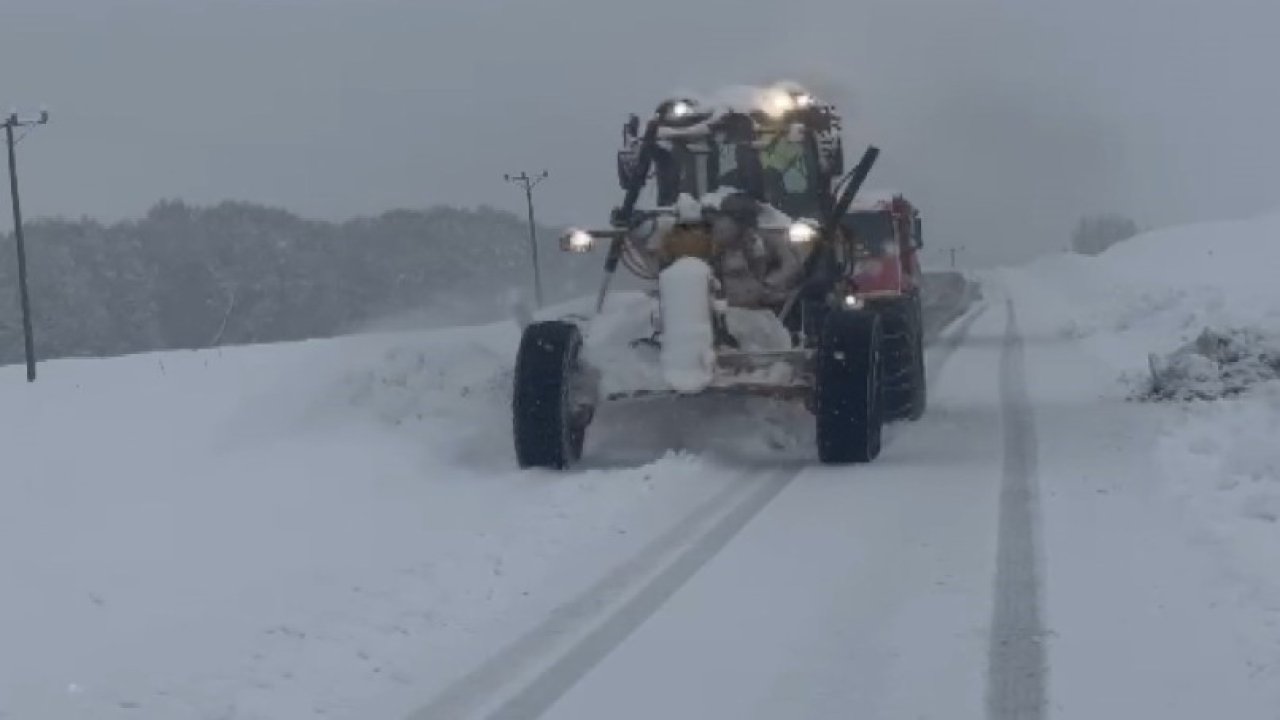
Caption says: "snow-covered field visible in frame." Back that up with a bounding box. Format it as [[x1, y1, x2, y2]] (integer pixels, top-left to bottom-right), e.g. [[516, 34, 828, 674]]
[[3, 214, 1280, 719]]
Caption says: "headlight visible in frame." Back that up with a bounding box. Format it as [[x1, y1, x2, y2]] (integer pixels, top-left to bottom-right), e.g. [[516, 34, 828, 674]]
[[787, 221, 819, 244], [669, 100, 693, 118], [762, 89, 795, 118], [843, 294, 863, 309], [794, 92, 814, 109], [561, 229, 595, 253]]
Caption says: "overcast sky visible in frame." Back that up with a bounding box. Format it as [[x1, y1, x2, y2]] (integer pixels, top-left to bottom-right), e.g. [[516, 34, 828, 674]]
[[3, 0, 1279, 265]]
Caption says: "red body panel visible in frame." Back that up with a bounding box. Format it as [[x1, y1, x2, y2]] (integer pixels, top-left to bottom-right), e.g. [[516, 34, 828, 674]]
[[846, 194, 922, 299]]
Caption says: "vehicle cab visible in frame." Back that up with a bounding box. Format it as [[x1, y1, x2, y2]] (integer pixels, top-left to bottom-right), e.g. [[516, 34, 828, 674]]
[[614, 86, 845, 228], [841, 193, 924, 299]]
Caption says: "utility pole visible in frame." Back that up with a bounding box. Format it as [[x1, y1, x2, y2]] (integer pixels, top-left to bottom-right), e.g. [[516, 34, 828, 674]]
[[942, 245, 966, 269], [4, 108, 49, 383], [504, 170, 548, 308]]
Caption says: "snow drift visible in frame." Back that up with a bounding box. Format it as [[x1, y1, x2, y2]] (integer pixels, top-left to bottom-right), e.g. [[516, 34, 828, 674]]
[[1009, 210, 1280, 371], [1142, 327, 1280, 401], [1004, 208, 1280, 619]]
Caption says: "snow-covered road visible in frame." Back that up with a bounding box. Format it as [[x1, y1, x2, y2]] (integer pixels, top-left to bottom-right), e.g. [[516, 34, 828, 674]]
[[410, 279, 1277, 720], [409, 291, 1014, 720], [5, 238, 1279, 719]]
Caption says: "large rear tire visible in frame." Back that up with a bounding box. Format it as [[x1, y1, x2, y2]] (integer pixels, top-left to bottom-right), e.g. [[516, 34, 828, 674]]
[[513, 321, 591, 469], [881, 295, 927, 422], [815, 309, 884, 464]]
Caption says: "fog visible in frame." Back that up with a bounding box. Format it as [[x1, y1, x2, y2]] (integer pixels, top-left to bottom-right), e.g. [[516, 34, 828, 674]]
[[3, 0, 1279, 266]]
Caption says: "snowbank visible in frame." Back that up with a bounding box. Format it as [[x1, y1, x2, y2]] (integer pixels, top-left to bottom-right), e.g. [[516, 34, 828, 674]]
[[1006, 208, 1280, 608], [1010, 210, 1280, 377], [1142, 327, 1280, 401]]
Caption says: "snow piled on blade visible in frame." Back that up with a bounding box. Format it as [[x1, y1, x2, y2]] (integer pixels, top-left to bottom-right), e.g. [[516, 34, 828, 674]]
[[657, 257, 716, 393]]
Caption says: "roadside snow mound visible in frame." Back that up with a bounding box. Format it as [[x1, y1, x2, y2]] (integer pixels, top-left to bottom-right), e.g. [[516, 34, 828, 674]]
[[1141, 327, 1280, 401], [1007, 207, 1280, 637], [1009, 209, 1280, 381]]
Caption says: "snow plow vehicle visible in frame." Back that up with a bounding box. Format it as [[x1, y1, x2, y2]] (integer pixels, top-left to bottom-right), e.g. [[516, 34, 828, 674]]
[[513, 83, 926, 468]]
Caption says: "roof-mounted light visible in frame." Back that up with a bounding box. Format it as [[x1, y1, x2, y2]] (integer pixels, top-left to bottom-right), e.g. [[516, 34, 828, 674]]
[[661, 98, 701, 123], [761, 86, 817, 118], [761, 89, 795, 118]]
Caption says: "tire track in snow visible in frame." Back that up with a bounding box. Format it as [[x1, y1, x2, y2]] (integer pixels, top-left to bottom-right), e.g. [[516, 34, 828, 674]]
[[987, 298, 1047, 720], [875, 301, 984, 453], [409, 467, 797, 720], [412, 286, 981, 719], [484, 469, 794, 720], [926, 301, 988, 383]]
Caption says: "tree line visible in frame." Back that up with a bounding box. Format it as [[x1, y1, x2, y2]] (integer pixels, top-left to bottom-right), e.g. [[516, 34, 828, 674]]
[[0, 200, 595, 365]]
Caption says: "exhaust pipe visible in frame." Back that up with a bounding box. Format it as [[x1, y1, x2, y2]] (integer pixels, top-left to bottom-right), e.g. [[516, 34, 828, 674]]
[[799, 145, 880, 292], [827, 146, 880, 233]]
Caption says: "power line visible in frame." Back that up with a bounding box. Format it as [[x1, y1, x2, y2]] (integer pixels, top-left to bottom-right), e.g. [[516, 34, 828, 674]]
[[504, 170, 548, 309], [933, 245, 966, 269]]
